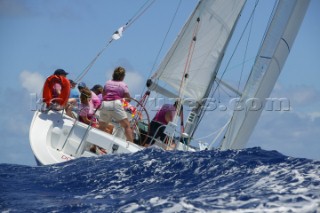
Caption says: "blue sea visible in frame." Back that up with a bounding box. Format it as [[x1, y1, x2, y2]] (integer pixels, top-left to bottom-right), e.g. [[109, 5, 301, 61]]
[[1, 147, 320, 212]]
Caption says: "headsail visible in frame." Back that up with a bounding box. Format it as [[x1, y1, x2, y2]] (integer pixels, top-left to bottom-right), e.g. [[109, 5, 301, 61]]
[[149, 0, 246, 103], [220, 0, 310, 150]]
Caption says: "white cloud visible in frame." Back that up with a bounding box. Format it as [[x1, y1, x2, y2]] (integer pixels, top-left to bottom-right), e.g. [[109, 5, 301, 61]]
[[125, 71, 145, 96], [19, 70, 45, 94], [249, 110, 320, 160], [290, 86, 319, 106], [249, 83, 320, 160], [0, 86, 36, 165], [272, 83, 320, 109], [307, 111, 320, 121]]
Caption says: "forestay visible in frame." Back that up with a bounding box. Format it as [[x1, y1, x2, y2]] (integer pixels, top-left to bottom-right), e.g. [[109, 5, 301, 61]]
[[220, 0, 310, 150]]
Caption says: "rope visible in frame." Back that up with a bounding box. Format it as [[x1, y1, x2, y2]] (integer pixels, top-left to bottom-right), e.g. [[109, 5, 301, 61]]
[[237, 1, 256, 91], [126, 0, 156, 29], [165, 16, 201, 147], [172, 16, 200, 141], [74, 0, 156, 83], [74, 41, 112, 83], [173, 17, 200, 126], [178, 17, 200, 97], [194, 119, 230, 141]]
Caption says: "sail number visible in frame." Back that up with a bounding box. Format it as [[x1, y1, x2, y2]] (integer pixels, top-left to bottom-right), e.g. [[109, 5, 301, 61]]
[[61, 155, 72, 161]]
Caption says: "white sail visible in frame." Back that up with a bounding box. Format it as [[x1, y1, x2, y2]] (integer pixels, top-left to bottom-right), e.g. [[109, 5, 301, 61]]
[[150, 0, 246, 102], [220, 0, 310, 150]]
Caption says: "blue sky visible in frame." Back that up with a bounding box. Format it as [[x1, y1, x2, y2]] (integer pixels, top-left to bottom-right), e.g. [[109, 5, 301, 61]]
[[0, 0, 319, 166]]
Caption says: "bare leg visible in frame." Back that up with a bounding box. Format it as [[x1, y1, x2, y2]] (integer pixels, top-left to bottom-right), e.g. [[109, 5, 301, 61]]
[[106, 123, 114, 134], [99, 121, 113, 134], [98, 121, 107, 131], [65, 99, 77, 118], [119, 118, 133, 142]]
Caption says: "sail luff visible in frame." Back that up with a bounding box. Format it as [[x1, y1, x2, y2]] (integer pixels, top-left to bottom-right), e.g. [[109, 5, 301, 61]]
[[220, 0, 310, 150], [150, 0, 246, 103], [190, 3, 247, 137]]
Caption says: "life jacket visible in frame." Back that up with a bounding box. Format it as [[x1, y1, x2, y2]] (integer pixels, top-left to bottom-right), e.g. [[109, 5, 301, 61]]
[[42, 75, 70, 107]]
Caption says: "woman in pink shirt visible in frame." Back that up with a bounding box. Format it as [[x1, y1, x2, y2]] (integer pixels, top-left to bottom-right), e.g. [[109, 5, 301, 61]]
[[153, 104, 176, 125], [90, 91, 101, 109], [97, 66, 133, 142], [78, 87, 98, 128], [146, 102, 177, 145], [91, 84, 103, 102]]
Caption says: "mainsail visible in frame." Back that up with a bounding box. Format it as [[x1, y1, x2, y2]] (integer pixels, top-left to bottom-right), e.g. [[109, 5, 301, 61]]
[[220, 0, 310, 150], [149, 0, 246, 103]]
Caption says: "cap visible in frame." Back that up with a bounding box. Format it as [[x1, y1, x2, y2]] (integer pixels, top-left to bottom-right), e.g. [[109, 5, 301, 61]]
[[69, 79, 76, 85], [91, 84, 103, 91], [78, 82, 86, 88], [54, 69, 68, 76]]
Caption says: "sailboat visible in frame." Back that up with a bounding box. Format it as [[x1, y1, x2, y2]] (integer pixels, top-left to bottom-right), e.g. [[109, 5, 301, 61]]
[[29, 0, 310, 165]]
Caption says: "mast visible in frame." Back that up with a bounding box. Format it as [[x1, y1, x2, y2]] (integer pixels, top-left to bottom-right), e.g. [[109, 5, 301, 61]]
[[220, 0, 310, 150]]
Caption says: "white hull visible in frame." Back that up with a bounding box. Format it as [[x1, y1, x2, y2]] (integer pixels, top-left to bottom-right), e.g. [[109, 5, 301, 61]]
[[29, 110, 195, 165], [29, 110, 144, 165]]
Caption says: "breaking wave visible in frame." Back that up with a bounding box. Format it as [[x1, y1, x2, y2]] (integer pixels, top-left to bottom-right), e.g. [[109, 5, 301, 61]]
[[1, 147, 320, 212]]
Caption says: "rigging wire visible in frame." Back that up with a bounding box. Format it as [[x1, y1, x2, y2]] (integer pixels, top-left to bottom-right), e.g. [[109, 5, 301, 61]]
[[193, 0, 260, 137], [74, 0, 156, 83], [215, 79, 233, 98], [194, 119, 231, 142], [148, 0, 182, 79], [232, 0, 278, 96], [220, 0, 279, 149], [126, 0, 156, 29], [213, 0, 259, 96], [237, 4, 255, 91], [74, 42, 111, 83], [137, 0, 183, 117], [217, 0, 280, 149]]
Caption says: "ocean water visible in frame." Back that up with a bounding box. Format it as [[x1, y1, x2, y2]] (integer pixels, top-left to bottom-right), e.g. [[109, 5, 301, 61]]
[[1, 147, 320, 212]]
